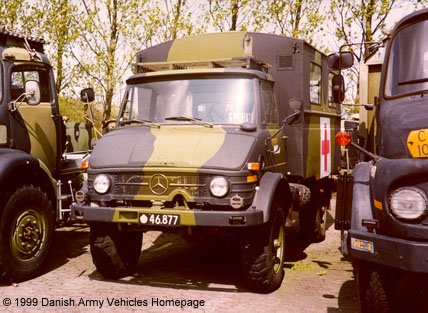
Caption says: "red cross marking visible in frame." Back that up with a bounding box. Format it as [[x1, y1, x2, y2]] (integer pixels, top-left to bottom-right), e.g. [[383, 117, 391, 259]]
[[321, 123, 330, 171]]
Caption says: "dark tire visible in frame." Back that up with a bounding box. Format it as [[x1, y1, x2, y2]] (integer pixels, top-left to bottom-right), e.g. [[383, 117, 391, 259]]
[[90, 223, 142, 279], [299, 189, 328, 243], [0, 186, 54, 283], [241, 202, 285, 293], [355, 263, 392, 313]]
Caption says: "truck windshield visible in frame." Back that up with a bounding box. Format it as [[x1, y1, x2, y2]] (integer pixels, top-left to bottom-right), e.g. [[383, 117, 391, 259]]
[[121, 77, 256, 124], [385, 19, 428, 97]]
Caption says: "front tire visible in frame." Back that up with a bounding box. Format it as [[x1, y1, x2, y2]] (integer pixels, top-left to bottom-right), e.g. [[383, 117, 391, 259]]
[[355, 262, 392, 313], [241, 202, 285, 293], [90, 223, 142, 279], [0, 186, 54, 283]]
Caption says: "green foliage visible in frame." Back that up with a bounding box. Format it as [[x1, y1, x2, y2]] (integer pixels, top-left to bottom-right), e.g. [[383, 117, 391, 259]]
[[202, 0, 256, 32], [252, 0, 325, 45], [1, 0, 421, 118]]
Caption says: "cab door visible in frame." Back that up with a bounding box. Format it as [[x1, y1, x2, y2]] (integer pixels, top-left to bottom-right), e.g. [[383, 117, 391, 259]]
[[8, 64, 59, 174], [261, 80, 287, 173]]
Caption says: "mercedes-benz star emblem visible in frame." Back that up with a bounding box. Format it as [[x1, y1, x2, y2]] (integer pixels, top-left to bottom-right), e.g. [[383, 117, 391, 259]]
[[149, 174, 169, 195]]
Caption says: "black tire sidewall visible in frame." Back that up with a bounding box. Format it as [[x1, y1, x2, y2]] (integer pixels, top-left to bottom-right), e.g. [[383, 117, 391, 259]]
[[90, 223, 142, 279], [241, 203, 285, 293]]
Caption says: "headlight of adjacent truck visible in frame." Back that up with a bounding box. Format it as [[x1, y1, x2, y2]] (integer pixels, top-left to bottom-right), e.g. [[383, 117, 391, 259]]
[[93, 174, 111, 194], [389, 187, 427, 220], [210, 176, 229, 198]]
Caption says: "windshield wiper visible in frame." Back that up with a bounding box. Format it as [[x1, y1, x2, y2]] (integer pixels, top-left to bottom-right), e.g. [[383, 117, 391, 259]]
[[119, 119, 160, 128], [165, 116, 213, 128], [398, 77, 428, 85]]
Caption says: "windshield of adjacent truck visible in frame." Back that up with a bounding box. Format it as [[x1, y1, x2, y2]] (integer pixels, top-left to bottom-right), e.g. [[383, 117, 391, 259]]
[[385, 19, 428, 97], [121, 78, 256, 124]]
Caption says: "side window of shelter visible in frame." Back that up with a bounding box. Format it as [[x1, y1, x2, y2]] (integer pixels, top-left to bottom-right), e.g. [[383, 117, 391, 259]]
[[10, 67, 51, 102], [260, 81, 278, 125], [310, 63, 322, 104]]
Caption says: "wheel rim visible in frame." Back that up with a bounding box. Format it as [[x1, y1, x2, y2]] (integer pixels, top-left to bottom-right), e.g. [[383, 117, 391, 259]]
[[317, 203, 328, 235], [11, 208, 46, 261], [272, 217, 285, 273]]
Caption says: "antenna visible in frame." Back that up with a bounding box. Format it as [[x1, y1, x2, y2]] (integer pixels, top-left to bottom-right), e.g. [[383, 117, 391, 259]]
[[23, 37, 37, 60]]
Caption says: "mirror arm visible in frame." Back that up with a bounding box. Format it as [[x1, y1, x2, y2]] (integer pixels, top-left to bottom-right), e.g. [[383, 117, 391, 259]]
[[348, 141, 381, 162], [8, 92, 29, 112]]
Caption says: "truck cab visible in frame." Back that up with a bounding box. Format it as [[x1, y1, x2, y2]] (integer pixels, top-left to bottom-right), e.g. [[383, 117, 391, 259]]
[[0, 28, 89, 283], [334, 8, 428, 312]]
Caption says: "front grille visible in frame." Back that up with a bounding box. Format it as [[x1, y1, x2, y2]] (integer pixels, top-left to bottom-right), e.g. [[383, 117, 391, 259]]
[[113, 172, 207, 197]]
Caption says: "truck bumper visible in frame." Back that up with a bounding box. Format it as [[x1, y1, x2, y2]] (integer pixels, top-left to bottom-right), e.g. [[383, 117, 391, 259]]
[[71, 203, 264, 227], [346, 229, 428, 273]]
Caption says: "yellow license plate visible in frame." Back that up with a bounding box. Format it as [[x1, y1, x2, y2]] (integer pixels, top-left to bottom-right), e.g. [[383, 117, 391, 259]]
[[407, 129, 428, 157], [351, 238, 374, 253]]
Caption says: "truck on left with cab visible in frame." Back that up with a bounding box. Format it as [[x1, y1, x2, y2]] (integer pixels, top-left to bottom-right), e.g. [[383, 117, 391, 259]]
[[0, 27, 90, 283]]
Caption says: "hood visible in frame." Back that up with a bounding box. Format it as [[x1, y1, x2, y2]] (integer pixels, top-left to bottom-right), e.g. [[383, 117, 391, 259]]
[[380, 97, 428, 158], [89, 125, 256, 170]]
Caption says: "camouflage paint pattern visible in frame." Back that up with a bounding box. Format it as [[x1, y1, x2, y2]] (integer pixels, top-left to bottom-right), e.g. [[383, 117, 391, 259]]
[[75, 31, 341, 226], [135, 32, 341, 179]]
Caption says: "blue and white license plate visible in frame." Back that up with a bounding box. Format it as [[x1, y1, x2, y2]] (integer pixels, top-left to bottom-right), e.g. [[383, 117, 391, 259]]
[[351, 237, 374, 253]]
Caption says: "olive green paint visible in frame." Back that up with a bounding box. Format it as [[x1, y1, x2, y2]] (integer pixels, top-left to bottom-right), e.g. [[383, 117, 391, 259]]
[[0, 125, 6, 144], [167, 32, 246, 61], [147, 125, 227, 168], [20, 103, 57, 174]]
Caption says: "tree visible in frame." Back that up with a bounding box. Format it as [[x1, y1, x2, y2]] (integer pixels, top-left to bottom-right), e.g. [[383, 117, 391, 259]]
[[72, 0, 150, 122], [0, 0, 26, 31], [29, 0, 79, 94], [203, 0, 257, 31], [329, 0, 397, 62], [252, 0, 326, 45], [328, 0, 399, 102], [143, 0, 202, 45]]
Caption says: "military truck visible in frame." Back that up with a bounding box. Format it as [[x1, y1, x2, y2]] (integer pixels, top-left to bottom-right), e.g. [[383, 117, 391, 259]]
[[72, 32, 341, 292], [0, 28, 90, 283], [333, 8, 428, 312]]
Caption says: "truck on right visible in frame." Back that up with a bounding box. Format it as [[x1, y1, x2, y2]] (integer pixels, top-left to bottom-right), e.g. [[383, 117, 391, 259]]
[[332, 8, 428, 313]]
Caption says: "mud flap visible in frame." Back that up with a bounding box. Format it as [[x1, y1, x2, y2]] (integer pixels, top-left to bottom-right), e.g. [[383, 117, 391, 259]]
[[334, 173, 353, 231]]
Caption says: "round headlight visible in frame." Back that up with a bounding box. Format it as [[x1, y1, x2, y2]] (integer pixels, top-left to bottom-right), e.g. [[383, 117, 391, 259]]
[[93, 174, 111, 194], [390, 187, 427, 220], [210, 176, 229, 198]]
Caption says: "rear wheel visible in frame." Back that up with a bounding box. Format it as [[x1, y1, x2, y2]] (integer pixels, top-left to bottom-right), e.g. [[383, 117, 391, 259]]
[[0, 186, 54, 283], [90, 223, 142, 279], [241, 202, 285, 293], [299, 187, 329, 243]]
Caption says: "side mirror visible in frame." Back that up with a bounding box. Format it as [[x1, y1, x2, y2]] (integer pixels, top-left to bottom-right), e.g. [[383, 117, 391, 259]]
[[25, 80, 41, 106], [286, 98, 303, 125], [332, 74, 345, 103], [364, 104, 374, 110], [327, 52, 354, 70], [81, 88, 95, 103]]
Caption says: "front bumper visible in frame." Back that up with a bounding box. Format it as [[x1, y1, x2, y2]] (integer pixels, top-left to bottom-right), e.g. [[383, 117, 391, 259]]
[[346, 229, 428, 273], [71, 203, 264, 227]]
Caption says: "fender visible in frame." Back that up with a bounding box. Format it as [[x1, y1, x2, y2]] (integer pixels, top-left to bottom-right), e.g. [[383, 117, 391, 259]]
[[0, 148, 56, 207], [251, 171, 292, 223], [351, 162, 374, 231]]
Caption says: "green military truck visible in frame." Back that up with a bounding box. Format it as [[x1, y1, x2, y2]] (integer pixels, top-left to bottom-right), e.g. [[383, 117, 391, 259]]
[[333, 8, 428, 312], [0, 28, 90, 283], [72, 32, 341, 292]]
